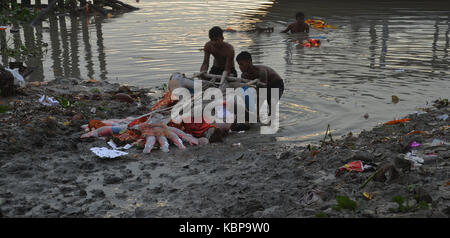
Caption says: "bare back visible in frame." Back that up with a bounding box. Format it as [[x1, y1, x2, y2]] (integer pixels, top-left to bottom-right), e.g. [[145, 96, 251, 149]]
[[203, 41, 235, 71]]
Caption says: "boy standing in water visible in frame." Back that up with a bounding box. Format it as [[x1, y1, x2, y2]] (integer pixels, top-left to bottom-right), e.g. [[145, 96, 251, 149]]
[[236, 51, 284, 115], [200, 26, 237, 89], [281, 11, 310, 33]]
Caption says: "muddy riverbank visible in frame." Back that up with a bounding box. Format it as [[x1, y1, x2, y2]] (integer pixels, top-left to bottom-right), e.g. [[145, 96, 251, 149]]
[[0, 78, 448, 217]]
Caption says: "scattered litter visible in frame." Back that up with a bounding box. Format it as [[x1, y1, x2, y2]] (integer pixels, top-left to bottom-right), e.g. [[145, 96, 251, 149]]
[[305, 19, 337, 29], [300, 190, 322, 206], [413, 110, 428, 115], [437, 114, 448, 121], [336, 160, 373, 175], [408, 141, 421, 149], [362, 191, 376, 200], [90, 107, 96, 114], [423, 153, 440, 165], [309, 150, 319, 157], [232, 143, 241, 147], [300, 38, 321, 47], [39, 95, 60, 106], [107, 140, 132, 150], [363, 113, 369, 119], [404, 130, 425, 136], [394, 69, 405, 73], [392, 95, 399, 104], [404, 150, 424, 167], [82, 79, 99, 83], [28, 81, 48, 87], [237, 131, 245, 134], [384, 118, 411, 125], [224, 27, 236, 32], [308, 36, 327, 39], [430, 139, 449, 147], [90, 147, 128, 158], [4, 67, 25, 87]]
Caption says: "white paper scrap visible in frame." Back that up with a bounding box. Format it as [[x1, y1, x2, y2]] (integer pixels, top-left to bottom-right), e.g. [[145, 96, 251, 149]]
[[90, 147, 128, 158]]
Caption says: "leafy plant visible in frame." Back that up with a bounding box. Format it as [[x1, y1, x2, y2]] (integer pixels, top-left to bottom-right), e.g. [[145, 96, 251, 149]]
[[0, 105, 8, 113], [333, 195, 357, 212], [0, 4, 38, 24], [54, 96, 72, 108], [390, 188, 430, 213], [90, 88, 100, 94], [315, 212, 329, 218], [160, 83, 168, 91]]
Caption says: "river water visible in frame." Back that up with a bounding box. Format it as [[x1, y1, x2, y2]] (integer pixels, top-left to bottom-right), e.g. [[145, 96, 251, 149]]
[[3, 0, 450, 143]]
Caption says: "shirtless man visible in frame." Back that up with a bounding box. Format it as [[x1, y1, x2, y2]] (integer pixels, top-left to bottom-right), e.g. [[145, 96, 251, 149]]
[[281, 11, 310, 33], [236, 51, 284, 115], [200, 26, 237, 90]]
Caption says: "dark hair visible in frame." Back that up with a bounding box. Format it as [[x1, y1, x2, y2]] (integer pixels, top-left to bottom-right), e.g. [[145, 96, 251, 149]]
[[295, 12, 305, 19], [236, 51, 252, 62], [209, 26, 223, 39]]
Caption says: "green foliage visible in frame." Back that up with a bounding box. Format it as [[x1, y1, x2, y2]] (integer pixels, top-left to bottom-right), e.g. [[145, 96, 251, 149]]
[[160, 83, 168, 91], [306, 144, 317, 151], [417, 200, 429, 209], [315, 212, 329, 218], [333, 195, 357, 212], [90, 88, 100, 94], [54, 96, 72, 108], [0, 105, 8, 113], [1, 35, 47, 62], [0, 4, 38, 24], [390, 193, 430, 213]]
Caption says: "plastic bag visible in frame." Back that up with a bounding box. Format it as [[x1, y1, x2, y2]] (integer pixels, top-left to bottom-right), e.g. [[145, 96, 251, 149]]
[[4, 67, 25, 87], [39, 95, 60, 106]]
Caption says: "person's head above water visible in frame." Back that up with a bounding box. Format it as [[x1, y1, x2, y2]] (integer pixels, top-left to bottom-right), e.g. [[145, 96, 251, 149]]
[[209, 26, 224, 40], [295, 11, 305, 21], [236, 51, 253, 72]]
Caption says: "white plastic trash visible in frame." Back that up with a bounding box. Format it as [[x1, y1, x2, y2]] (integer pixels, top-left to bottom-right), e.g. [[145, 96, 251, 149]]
[[430, 139, 449, 146], [107, 140, 132, 150], [90, 147, 128, 158], [39, 95, 60, 106], [404, 150, 424, 167], [437, 114, 448, 121], [4, 67, 25, 87]]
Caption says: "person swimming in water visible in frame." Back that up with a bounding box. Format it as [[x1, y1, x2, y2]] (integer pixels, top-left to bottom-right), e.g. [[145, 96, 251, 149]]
[[281, 11, 310, 33]]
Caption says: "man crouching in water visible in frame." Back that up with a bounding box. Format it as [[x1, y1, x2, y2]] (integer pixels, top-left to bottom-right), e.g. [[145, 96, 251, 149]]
[[200, 26, 238, 90], [236, 51, 284, 134]]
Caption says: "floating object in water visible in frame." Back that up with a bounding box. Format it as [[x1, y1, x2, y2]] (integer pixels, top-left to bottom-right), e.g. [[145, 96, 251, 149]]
[[392, 95, 399, 104], [305, 19, 337, 29], [225, 27, 236, 32], [301, 38, 321, 47]]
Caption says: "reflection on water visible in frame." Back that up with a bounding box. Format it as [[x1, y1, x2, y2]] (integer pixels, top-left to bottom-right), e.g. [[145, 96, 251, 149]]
[[1, 0, 449, 143]]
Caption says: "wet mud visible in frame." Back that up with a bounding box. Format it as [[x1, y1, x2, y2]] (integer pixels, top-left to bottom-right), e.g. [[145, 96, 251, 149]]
[[0, 79, 448, 217]]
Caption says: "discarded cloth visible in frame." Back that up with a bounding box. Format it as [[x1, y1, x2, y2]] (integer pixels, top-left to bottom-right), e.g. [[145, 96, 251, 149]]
[[4, 67, 25, 87]]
